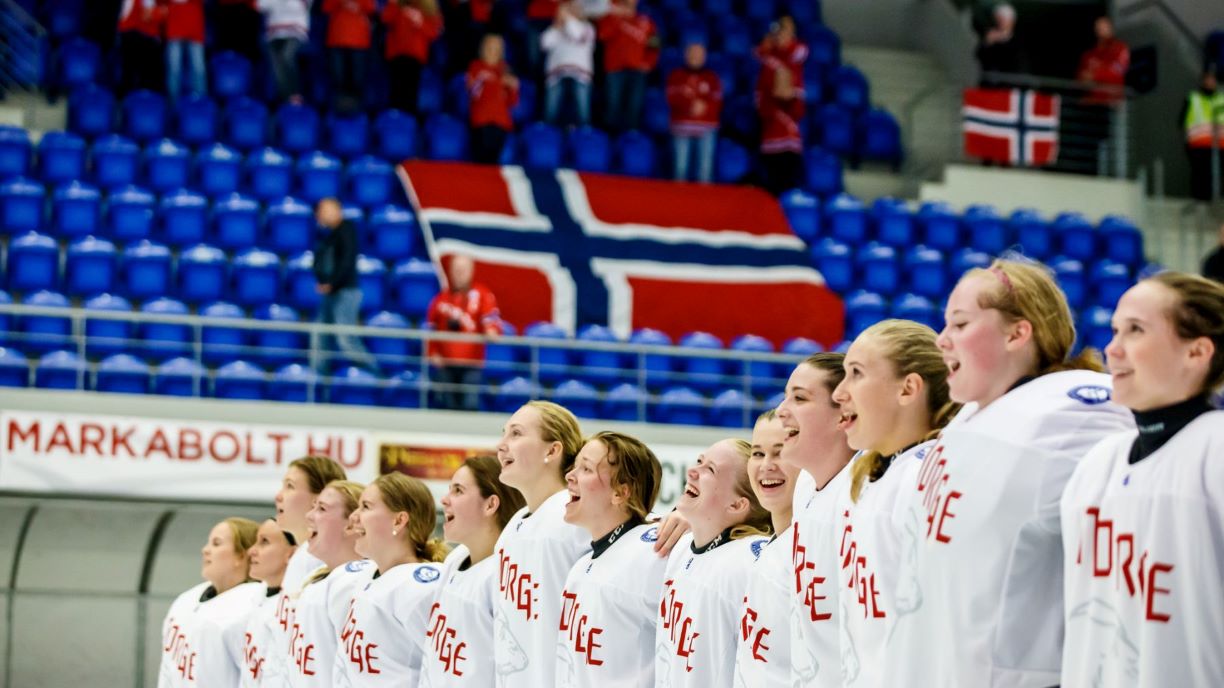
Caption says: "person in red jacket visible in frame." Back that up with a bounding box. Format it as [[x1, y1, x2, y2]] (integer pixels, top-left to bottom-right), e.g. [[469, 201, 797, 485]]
[[756, 15, 808, 102], [322, 0, 376, 113], [758, 58, 805, 195], [163, 0, 207, 102], [118, 0, 163, 95], [426, 255, 503, 411], [1077, 16, 1129, 105], [467, 34, 520, 164], [666, 41, 722, 182], [597, 0, 658, 132], [382, 0, 443, 114]]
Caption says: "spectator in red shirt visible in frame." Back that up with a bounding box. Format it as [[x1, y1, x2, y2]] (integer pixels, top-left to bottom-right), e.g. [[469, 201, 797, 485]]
[[756, 15, 808, 101], [426, 255, 503, 411], [467, 34, 520, 164], [1077, 16, 1129, 106], [597, 0, 658, 132], [214, 0, 262, 62], [163, 0, 207, 102], [322, 0, 376, 113], [382, 0, 443, 114], [666, 42, 722, 183], [758, 59, 805, 195], [117, 0, 163, 95]]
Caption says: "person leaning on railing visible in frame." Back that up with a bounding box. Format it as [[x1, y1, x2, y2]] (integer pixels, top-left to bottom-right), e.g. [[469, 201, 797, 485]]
[[1181, 69, 1224, 202]]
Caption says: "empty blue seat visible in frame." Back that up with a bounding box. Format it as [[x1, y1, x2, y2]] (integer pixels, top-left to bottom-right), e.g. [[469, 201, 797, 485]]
[[716, 139, 751, 184], [0, 126, 31, 181], [277, 103, 320, 154], [731, 333, 776, 395], [709, 388, 751, 428], [51, 180, 101, 238], [1054, 212, 1097, 261], [214, 360, 266, 400], [245, 147, 293, 201], [857, 241, 900, 296], [357, 255, 387, 315], [392, 258, 439, 319], [159, 188, 208, 246], [917, 201, 961, 251], [65, 236, 116, 296], [492, 376, 538, 413], [811, 237, 853, 293], [617, 131, 656, 177], [964, 204, 1009, 254], [483, 320, 522, 385], [569, 127, 611, 173], [512, 80, 538, 127], [891, 292, 940, 330], [379, 369, 421, 407], [520, 123, 563, 171], [366, 204, 416, 261], [444, 74, 470, 120], [597, 381, 642, 421], [365, 310, 412, 373], [1080, 306, 1113, 351], [36, 350, 84, 390], [139, 296, 191, 360], [196, 143, 243, 197], [224, 96, 269, 150], [91, 134, 140, 189], [200, 301, 248, 365], [19, 290, 71, 354], [253, 303, 307, 367], [0, 288, 9, 344], [652, 386, 706, 426], [327, 365, 379, 405], [859, 108, 902, 167], [0, 347, 28, 387], [102, 185, 153, 242], [808, 24, 841, 68], [1091, 260, 1131, 308], [780, 189, 820, 244], [523, 320, 570, 386], [68, 84, 116, 139], [210, 51, 251, 101], [285, 251, 321, 312], [1099, 215, 1143, 266], [642, 88, 671, 136], [266, 196, 313, 254], [346, 155, 393, 207], [825, 193, 868, 244], [677, 331, 726, 393], [1009, 208, 1053, 260], [175, 94, 218, 147], [1051, 256, 1087, 310], [38, 131, 86, 185], [551, 379, 599, 418], [154, 357, 205, 396], [782, 336, 823, 357], [212, 192, 260, 249], [629, 327, 674, 390], [417, 69, 444, 115], [374, 109, 418, 161], [94, 353, 149, 394], [948, 247, 991, 282], [817, 104, 856, 157], [143, 139, 190, 193], [831, 65, 870, 113], [719, 17, 752, 57], [904, 245, 946, 299], [59, 37, 102, 90], [572, 324, 625, 387], [327, 113, 370, 159], [0, 177, 44, 233], [845, 289, 888, 339], [269, 363, 318, 403], [232, 248, 282, 306], [7, 231, 58, 292], [872, 197, 915, 247], [425, 114, 468, 161], [177, 243, 227, 303], [122, 90, 167, 143], [83, 293, 133, 359], [296, 150, 341, 203]]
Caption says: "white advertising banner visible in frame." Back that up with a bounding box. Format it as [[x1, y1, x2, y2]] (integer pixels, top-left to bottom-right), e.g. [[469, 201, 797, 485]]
[[0, 411, 377, 501]]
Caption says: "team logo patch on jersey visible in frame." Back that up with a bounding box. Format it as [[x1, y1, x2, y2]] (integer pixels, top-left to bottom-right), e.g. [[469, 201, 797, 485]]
[[1067, 385, 1111, 405], [750, 539, 766, 560], [641, 527, 659, 543], [345, 560, 371, 573], [414, 565, 441, 583]]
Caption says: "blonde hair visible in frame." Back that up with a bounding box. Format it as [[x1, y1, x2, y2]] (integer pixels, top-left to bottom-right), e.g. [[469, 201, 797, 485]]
[[290, 456, 347, 494], [585, 432, 662, 522], [463, 456, 527, 530], [224, 517, 260, 556], [756, 409, 777, 424], [847, 320, 960, 502], [525, 400, 584, 476], [372, 473, 449, 563], [965, 258, 1103, 375], [727, 439, 773, 540], [324, 480, 365, 514], [1147, 271, 1224, 395]]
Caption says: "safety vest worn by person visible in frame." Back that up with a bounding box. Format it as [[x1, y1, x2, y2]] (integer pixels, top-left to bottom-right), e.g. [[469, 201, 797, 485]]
[[1185, 90, 1224, 148]]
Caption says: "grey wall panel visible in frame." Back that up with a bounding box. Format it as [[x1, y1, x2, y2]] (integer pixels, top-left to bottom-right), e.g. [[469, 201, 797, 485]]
[[9, 595, 137, 688], [15, 502, 162, 593], [0, 595, 8, 688]]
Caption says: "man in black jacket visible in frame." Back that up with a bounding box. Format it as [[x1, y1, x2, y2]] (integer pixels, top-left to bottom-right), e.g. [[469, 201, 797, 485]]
[[314, 197, 379, 375]]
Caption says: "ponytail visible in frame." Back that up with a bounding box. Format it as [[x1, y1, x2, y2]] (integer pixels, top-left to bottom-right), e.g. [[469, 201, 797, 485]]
[[419, 538, 449, 564], [728, 439, 773, 540]]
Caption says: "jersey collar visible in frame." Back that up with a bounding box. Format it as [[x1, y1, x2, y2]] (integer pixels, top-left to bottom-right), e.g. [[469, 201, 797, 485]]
[[591, 516, 643, 560], [690, 527, 736, 555], [1129, 394, 1212, 464]]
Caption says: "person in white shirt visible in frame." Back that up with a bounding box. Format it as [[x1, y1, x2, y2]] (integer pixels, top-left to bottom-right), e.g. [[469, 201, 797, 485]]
[[885, 258, 1133, 688], [288, 480, 374, 688], [422, 456, 526, 687], [160, 517, 266, 687], [657, 439, 772, 688], [734, 411, 799, 688], [557, 431, 665, 687], [338, 473, 450, 686], [541, 1, 596, 126], [1061, 271, 1224, 687], [829, 320, 957, 688], [775, 352, 854, 687], [242, 518, 297, 687]]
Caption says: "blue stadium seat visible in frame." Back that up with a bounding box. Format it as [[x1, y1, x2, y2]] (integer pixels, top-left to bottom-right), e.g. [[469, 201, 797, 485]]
[[0, 288, 9, 344], [782, 336, 823, 358], [68, 84, 115, 139], [0, 347, 28, 387], [629, 327, 674, 390], [65, 236, 116, 296], [38, 131, 86, 185], [808, 24, 841, 68], [512, 80, 538, 127], [831, 66, 870, 113], [616, 131, 656, 177], [143, 139, 191, 193], [859, 108, 902, 167], [826, 193, 868, 244], [1051, 256, 1087, 310], [328, 113, 370, 159], [790, 0, 822, 30], [872, 197, 915, 248], [0, 177, 44, 233], [210, 51, 252, 101], [139, 296, 191, 360], [253, 303, 306, 368], [212, 192, 260, 249], [802, 146, 842, 195], [7, 231, 58, 292], [891, 292, 940, 330], [745, 0, 777, 21], [36, 350, 84, 390], [523, 321, 570, 386], [276, 103, 321, 154], [964, 204, 1009, 255], [677, 331, 726, 393], [521, 123, 563, 171], [103, 185, 153, 242], [949, 247, 991, 282], [492, 376, 538, 413], [159, 188, 209, 246], [200, 301, 248, 366], [367, 204, 416, 261], [642, 88, 671, 137], [904, 245, 946, 299], [266, 196, 313, 255], [196, 143, 242, 197], [781, 189, 820, 244], [175, 93, 218, 147], [383, 369, 423, 408], [719, 18, 752, 58], [651, 386, 706, 426], [1099, 215, 1143, 267], [857, 241, 900, 296], [445, 74, 470, 120], [1009, 208, 1052, 260], [917, 201, 961, 251], [269, 363, 318, 403], [811, 237, 853, 293], [296, 150, 342, 203], [817, 104, 856, 157], [374, 109, 418, 161], [573, 324, 625, 387], [731, 333, 776, 395], [19, 290, 71, 354], [0, 126, 31, 181], [122, 90, 167, 143], [845, 289, 887, 339], [245, 147, 293, 201], [392, 258, 439, 319], [154, 357, 205, 396], [365, 310, 412, 373], [599, 382, 644, 421], [213, 360, 266, 400], [552, 379, 600, 419], [224, 96, 269, 151], [716, 139, 751, 184], [357, 255, 387, 315], [1091, 260, 1131, 308], [83, 293, 133, 359], [91, 134, 139, 189], [232, 248, 282, 307], [94, 353, 150, 394], [121, 239, 174, 301], [417, 69, 444, 116], [1053, 212, 1097, 261], [709, 388, 751, 428], [802, 59, 827, 106], [1080, 306, 1113, 351], [51, 180, 101, 238], [569, 126, 611, 173], [483, 320, 522, 385], [59, 37, 102, 90], [285, 251, 320, 311], [346, 155, 393, 207], [177, 243, 228, 303]]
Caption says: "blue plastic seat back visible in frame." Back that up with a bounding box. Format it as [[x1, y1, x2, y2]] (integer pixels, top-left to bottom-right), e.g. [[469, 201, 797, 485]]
[[277, 103, 321, 154], [83, 293, 134, 358], [65, 236, 117, 297], [570, 127, 611, 173], [374, 109, 418, 161], [8, 231, 59, 292], [177, 242, 227, 303], [122, 90, 167, 143]]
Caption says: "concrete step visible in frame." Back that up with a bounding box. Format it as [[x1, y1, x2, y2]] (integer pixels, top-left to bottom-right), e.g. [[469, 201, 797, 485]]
[[0, 91, 66, 137], [845, 167, 921, 201]]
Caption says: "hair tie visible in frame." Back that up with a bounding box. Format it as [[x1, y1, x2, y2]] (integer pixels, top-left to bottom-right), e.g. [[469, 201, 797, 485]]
[[990, 266, 1014, 294]]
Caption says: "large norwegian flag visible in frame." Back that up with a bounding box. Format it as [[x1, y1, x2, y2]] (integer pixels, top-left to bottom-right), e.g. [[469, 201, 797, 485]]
[[397, 161, 844, 348], [963, 87, 1061, 166]]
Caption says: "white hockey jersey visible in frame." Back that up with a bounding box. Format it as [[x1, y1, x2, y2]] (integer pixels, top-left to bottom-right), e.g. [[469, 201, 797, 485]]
[[492, 490, 591, 688], [283, 545, 325, 594], [241, 587, 287, 687], [421, 552, 498, 688], [884, 370, 1133, 688], [835, 442, 931, 688], [286, 559, 376, 688], [656, 531, 770, 688], [789, 464, 851, 688], [733, 527, 794, 688], [1061, 411, 1224, 688], [159, 581, 267, 687], [556, 522, 666, 688], [263, 546, 325, 688], [335, 561, 446, 687]]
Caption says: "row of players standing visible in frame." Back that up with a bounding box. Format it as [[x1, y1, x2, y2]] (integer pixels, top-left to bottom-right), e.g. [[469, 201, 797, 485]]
[[159, 259, 1224, 687]]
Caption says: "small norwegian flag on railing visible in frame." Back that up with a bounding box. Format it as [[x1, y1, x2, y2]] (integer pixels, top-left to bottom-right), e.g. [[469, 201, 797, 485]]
[[962, 88, 1061, 166]]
